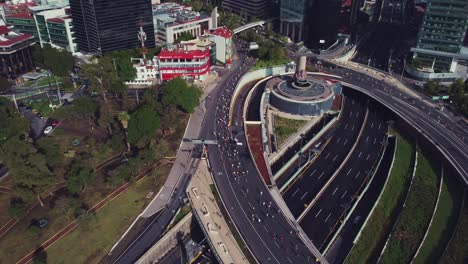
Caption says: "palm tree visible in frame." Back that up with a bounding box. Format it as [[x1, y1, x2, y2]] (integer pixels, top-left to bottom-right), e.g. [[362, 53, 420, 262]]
[[118, 112, 131, 152]]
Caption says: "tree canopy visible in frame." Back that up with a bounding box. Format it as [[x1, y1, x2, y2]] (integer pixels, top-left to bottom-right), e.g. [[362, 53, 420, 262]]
[[127, 105, 160, 145], [68, 97, 98, 121], [175, 32, 196, 43], [79, 57, 126, 105], [0, 98, 29, 142], [32, 44, 76, 77], [1, 137, 55, 201], [161, 77, 202, 113], [65, 162, 95, 194], [35, 137, 63, 168], [0, 78, 12, 92]]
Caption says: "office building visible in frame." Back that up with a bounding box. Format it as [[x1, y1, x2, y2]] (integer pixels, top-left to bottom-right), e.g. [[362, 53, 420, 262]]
[[69, 0, 155, 55], [0, 25, 35, 80], [279, 0, 315, 43], [222, 0, 272, 20], [153, 2, 215, 45], [5, 4, 78, 53], [409, 0, 468, 79]]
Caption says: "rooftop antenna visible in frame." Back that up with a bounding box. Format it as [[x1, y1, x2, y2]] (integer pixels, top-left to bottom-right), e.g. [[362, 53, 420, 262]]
[[137, 18, 147, 60]]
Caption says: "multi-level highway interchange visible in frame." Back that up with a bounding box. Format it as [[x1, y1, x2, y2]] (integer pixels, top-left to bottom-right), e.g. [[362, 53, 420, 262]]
[[111, 38, 468, 264]]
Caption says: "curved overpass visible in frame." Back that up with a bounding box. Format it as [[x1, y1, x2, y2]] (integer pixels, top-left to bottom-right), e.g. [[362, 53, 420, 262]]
[[211, 49, 467, 264], [307, 65, 468, 185]]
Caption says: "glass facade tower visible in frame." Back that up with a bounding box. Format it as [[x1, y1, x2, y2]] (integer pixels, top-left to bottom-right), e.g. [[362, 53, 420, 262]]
[[412, 0, 468, 72], [280, 0, 312, 42], [222, 0, 273, 19], [69, 0, 155, 55]]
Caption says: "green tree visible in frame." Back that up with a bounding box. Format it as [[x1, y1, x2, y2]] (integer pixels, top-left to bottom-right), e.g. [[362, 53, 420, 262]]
[[0, 98, 29, 143], [65, 162, 95, 193], [32, 44, 75, 77], [423, 80, 441, 94], [175, 32, 196, 43], [0, 78, 12, 92], [80, 57, 119, 107], [1, 137, 55, 204], [104, 50, 137, 82], [128, 106, 160, 145], [190, 0, 202, 11], [162, 77, 202, 113], [68, 97, 98, 121], [8, 198, 27, 218], [35, 137, 63, 168], [97, 104, 114, 136]]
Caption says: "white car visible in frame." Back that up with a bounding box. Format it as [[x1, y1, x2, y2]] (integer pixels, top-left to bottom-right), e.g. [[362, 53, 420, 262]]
[[43, 126, 53, 135]]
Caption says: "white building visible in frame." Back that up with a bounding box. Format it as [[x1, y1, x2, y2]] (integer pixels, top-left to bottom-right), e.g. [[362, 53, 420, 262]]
[[205, 26, 233, 64], [152, 2, 216, 45]]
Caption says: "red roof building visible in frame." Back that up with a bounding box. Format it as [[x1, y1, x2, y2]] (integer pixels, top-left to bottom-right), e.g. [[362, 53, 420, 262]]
[[158, 46, 211, 81], [0, 25, 35, 80]]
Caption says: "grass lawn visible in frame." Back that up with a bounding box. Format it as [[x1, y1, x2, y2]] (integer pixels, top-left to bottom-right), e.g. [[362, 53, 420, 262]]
[[36, 76, 63, 87], [345, 132, 414, 264], [0, 189, 77, 263], [45, 165, 170, 264], [0, 192, 12, 227], [379, 150, 440, 264], [414, 169, 464, 263], [274, 115, 308, 147], [252, 58, 290, 70], [440, 191, 468, 264]]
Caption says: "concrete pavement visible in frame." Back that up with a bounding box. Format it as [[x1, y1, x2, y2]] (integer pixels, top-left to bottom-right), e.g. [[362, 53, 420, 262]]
[[188, 160, 249, 264]]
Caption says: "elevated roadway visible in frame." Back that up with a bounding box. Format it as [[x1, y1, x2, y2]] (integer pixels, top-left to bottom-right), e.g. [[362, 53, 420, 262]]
[[310, 64, 468, 185]]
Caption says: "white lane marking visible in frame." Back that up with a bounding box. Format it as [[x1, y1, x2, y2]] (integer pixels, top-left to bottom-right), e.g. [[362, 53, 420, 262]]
[[355, 171, 361, 179], [332, 187, 339, 196], [378, 123, 381, 129], [358, 152, 362, 158], [374, 138, 377, 144], [371, 122, 374, 128], [344, 139, 348, 145], [341, 190, 348, 199], [337, 137, 341, 143], [325, 153, 331, 159], [315, 209, 323, 218], [318, 171, 325, 179], [345, 124, 349, 129], [300, 192, 308, 200], [347, 168, 353, 175], [311, 169, 317, 176], [333, 154, 338, 162], [366, 154, 370, 160], [325, 213, 332, 223], [366, 136, 369, 142], [291, 188, 300, 197]]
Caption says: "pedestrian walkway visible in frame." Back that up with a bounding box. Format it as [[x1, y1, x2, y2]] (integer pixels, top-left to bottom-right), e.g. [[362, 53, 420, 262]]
[[187, 160, 249, 264]]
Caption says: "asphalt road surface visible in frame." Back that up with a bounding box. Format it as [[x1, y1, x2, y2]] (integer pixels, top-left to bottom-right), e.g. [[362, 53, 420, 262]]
[[202, 39, 324, 263], [300, 101, 388, 250], [325, 136, 396, 264], [282, 94, 367, 218], [311, 62, 468, 185]]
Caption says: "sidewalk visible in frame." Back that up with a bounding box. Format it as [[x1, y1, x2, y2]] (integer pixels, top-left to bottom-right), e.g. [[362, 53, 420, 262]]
[[187, 160, 249, 264]]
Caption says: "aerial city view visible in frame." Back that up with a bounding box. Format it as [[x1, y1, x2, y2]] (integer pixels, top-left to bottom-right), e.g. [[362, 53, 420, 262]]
[[1, 0, 468, 263]]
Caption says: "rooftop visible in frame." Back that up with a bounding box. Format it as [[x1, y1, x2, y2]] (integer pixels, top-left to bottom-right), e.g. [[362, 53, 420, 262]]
[[0, 25, 34, 47], [206, 26, 233, 39], [5, 12, 34, 19], [153, 2, 209, 26], [159, 45, 210, 60], [46, 16, 70, 23]]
